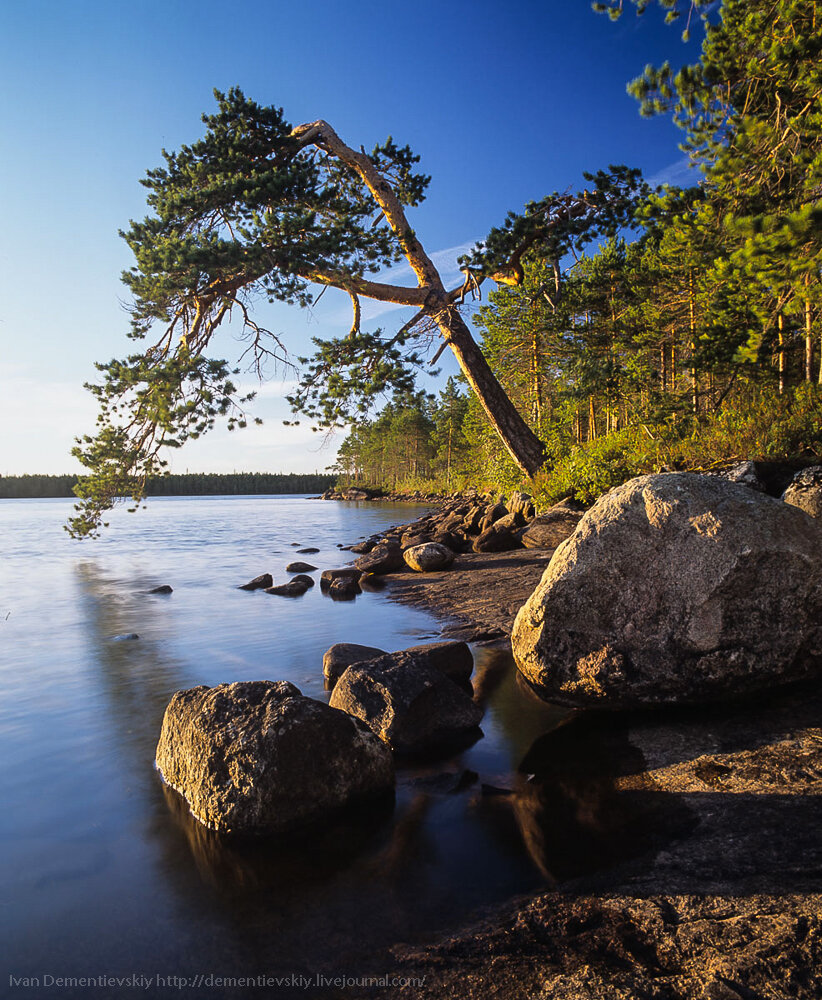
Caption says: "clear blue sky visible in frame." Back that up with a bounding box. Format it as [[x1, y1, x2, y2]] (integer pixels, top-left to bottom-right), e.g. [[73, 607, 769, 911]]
[[0, 0, 703, 475]]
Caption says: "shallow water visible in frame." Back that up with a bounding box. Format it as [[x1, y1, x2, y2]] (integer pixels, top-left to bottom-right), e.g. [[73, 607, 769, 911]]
[[1, 496, 587, 996]]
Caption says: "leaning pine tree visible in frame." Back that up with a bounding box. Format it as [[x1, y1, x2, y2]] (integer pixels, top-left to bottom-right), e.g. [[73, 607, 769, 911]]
[[68, 88, 642, 536]]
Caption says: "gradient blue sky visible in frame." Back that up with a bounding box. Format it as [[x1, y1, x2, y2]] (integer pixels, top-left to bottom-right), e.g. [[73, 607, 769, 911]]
[[0, 0, 703, 475]]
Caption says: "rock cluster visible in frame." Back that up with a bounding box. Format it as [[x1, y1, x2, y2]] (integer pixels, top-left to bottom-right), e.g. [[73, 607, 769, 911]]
[[155, 680, 394, 836]]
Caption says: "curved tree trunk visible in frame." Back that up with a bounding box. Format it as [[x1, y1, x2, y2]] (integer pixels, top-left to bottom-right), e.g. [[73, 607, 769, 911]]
[[436, 310, 545, 476]]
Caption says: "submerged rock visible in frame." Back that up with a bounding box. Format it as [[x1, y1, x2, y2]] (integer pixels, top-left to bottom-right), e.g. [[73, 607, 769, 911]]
[[156, 680, 394, 836], [296, 547, 320, 554], [329, 651, 482, 753], [148, 584, 174, 594], [512, 472, 822, 708], [238, 573, 273, 591], [285, 561, 317, 573]]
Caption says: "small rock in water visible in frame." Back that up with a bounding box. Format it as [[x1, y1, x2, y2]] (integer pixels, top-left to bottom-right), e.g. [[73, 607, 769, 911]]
[[328, 577, 359, 600], [286, 561, 317, 573], [111, 633, 139, 641], [148, 585, 173, 594], [291, 574, 315, 588], [265, 579, 311, 597], [238, 573, 273, 591], [297, 547, 320, 554]]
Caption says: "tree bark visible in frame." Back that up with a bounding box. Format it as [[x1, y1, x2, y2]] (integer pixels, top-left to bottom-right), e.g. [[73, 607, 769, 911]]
[[435, 309, 545, 475]]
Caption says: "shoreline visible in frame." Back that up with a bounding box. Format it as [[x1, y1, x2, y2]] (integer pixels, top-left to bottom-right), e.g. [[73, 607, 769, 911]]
[[378, 509, 822, 999]]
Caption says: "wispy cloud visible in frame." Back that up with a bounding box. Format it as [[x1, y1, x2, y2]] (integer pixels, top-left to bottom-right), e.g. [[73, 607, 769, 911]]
[[648, 156, 701, 190]]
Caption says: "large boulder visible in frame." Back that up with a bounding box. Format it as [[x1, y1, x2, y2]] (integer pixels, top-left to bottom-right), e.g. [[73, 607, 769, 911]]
[[521, 504, 584, 550], [403, 542, 455, 572], [155, 680, 394, 836], [782, 465, 822, 518], [512, 473, 822, 708], [329, 652, 482, 753], [323, 642, 387, 685]]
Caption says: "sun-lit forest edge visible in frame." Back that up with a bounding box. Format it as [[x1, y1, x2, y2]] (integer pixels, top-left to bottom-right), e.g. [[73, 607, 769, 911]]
[[332, 0, 822, 506]]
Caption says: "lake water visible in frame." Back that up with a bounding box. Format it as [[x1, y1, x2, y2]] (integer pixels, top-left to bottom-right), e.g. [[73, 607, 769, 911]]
[[1, 495, 575, 998]]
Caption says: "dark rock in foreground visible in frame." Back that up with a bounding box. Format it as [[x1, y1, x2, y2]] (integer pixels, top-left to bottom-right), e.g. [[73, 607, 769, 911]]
[[400, 640, 473, 683], [238, 573, 273, 591], [155, 680, 394, 836], [329, 652, 482, 752], [513, 472, 822, 708]]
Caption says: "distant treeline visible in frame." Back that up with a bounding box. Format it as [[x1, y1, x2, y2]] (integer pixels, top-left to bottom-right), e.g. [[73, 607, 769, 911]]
[[0, 472, 336, 499]]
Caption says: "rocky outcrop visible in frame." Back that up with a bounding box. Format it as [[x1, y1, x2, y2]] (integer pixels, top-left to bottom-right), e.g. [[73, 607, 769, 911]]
[[403, 542, 455, 573], [782, 464, 822, 518], [354, 541, 405, 575], [473, 522, 521, 553], [521, 503, 584, 549], [155, 680, 394, 836], [323, 642, 387, 685], [329, 652, 482, 753], [512, 472, 822, 708], [238, 573, 273, 591]]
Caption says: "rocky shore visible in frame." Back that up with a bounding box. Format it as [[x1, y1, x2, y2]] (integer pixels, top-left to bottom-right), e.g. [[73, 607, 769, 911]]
[[378, 468, 822, 998]]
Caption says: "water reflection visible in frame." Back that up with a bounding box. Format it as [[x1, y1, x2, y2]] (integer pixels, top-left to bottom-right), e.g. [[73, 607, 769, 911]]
[[514, 714, 697, 882]]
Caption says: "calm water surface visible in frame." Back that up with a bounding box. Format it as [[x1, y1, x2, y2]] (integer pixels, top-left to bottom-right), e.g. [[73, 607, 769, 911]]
[[0, 496, 575, 997]]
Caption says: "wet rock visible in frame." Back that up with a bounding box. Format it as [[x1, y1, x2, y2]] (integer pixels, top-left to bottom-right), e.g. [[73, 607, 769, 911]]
[[521, 505, 584, 549], [265, 579, 311, 597], [329, 651, 482, 753], [512, 472, 822, 708], [155, 680, 394, 836], [323, 642, 387, 685], [320, 568, 362, 589], [328, 577, 360, 600], [354, 541, 405, 575], [111, 633, 139, 641], [782, 465, 822, 518], [148, 584, 173, 594], [291, 574, 315, 589], [285, 561, 317, 573], [238, 573, 273, 591], [403, 542, 455, 573], [296, 547, 320, 554]]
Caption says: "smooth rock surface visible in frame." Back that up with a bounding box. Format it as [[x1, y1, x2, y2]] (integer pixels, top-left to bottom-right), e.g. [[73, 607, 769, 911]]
[[512, 472, 822, 707], [329, 652, 482, 752], [155, 680, 394, 836], [400, 640, 474, 683], [403, 542, 455, 573], [265, 579, 311, 597], [285, 561, 317, 573], [323, 642, 387, 685]]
